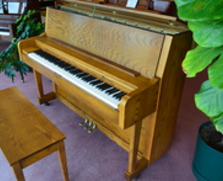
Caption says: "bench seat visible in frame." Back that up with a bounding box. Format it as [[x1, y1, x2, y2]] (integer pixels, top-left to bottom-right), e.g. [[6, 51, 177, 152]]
[[0, 87, 69, 181]]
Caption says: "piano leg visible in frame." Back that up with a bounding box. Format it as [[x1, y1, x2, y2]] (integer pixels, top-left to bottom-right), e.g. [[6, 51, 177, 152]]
[[33, 70, 56, 104], [125, 122, 148, 181]]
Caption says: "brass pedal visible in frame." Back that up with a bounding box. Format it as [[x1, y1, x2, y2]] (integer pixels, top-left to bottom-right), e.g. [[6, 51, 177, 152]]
[[83, 121, 92, 130], [88, 124, 97, 133], [79, 119, 88, 126]]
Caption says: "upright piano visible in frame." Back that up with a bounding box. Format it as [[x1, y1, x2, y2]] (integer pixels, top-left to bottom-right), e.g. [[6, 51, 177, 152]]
[[18, 3, 192, 180]]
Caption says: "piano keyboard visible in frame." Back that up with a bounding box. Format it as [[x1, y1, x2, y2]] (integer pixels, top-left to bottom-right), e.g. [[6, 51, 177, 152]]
[[28, 50, 126, 109]]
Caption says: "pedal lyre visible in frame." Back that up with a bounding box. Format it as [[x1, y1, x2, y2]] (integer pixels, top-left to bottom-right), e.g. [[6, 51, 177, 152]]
[[79, 119, 97, 133]]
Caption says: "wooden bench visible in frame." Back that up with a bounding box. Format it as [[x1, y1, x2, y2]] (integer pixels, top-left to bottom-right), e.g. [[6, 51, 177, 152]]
[[0, 87, 69, 181]]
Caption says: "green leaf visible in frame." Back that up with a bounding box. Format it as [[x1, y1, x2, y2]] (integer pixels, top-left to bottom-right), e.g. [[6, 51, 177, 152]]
[[182, 46, 223, 77], [212, 115, 223, 134], [195, 80, 223, 118], [4, 63, 15, 78], [208, 53, 223, 89], [0, 61, 6, 72], [14, 60, 29, 73], [189, 20, 223, 47], [16, 15, 23, 23], [25, 24, 31, 31], [174, 0, 223, 21], [36, 22, 42, 29], [16, 21, 25, 33]]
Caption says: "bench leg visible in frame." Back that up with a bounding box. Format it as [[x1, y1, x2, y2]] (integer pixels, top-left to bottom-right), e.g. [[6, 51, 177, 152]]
[[57, 141, 69, 181], [11, 162, 25, 181]]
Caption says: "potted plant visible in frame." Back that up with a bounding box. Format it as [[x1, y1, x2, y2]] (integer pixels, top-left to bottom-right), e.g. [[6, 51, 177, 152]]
[[0, 10, 44, 82], [174, 0, 223, 180]]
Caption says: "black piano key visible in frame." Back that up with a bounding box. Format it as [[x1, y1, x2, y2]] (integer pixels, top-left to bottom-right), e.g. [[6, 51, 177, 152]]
[[82, 75, 96, 82], [105, 88, 119, 95], [79, 74, 90, 80], [76, 72, 88, 78], [96, 83, 105, 90], [64, 66, 75, 71], [48, 57, 60, 63], [59, 62, 69, 67], [57, 62, 67, 68], [96, 82, 105, 88], [90, 80, 103, 86], [69, 69, 82, 75], [36, 51, 61, 65], [51, 59, 61, 65], [38, 51, 52, 59], [97, 83, 111, 90], [113, 92, 126, 100], [35, 50, 44, 55], [35, 51, 62, 65], [112, 91, 122, 97]]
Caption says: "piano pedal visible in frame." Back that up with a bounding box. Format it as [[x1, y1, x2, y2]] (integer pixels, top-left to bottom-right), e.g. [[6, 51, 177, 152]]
[[83, 121, 93, 130], [79, 119, 88, 126], [88, 124, 97, 134], [79, 119, 97, 133]]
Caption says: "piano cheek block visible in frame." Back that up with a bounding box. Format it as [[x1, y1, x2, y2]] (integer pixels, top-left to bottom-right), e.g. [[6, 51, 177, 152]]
[[119, 79, 159, 129]]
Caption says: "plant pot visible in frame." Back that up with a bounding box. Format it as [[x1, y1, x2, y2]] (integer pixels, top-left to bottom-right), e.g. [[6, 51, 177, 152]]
[[192, 121, 223, 181]]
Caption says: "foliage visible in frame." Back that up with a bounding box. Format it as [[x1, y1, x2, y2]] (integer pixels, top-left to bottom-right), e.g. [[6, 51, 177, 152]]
[[174, 0, 223, 133], [0, 10, 44, 81]]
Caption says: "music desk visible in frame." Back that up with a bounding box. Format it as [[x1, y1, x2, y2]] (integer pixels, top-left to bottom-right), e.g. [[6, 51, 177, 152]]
[[0, 87, 69, 181]]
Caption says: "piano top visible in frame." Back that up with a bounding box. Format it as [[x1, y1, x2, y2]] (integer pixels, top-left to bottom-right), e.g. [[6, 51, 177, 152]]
[[56, 1, 189, 34]]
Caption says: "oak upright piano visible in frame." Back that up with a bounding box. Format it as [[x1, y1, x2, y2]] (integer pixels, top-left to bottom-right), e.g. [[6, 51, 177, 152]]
[[18, 3, 192, 180]]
